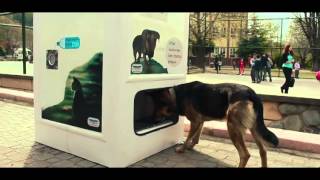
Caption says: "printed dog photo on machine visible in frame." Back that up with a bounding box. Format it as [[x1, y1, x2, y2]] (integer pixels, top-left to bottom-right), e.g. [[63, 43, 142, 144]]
[[131, 29, 168, 74]]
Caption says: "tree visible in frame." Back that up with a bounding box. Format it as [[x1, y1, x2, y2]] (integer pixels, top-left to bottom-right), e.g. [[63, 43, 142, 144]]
[[0, 47, 5, 56], [262, 22, 279, 47], [237, 15, 269, 59], [9, 13, 33, 26], [0, 13, 33, 53], [189, 13, 219, 72], [288, 19, 310, 68], [296, 12, 320, 71]]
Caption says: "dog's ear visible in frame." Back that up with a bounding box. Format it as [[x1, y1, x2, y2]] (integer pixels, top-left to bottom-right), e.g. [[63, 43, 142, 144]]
[[155, 32, 160, 40]]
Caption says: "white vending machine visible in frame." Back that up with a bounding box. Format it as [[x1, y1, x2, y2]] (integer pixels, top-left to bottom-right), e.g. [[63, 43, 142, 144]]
[[33, 13, 189, 167]]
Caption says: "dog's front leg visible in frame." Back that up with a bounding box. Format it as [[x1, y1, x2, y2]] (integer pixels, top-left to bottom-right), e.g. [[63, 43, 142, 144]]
[[175, 121, 202, 153], [187, 122, 204, 149]]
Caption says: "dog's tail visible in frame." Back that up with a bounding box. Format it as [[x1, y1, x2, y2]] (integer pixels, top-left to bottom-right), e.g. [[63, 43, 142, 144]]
[[249, 90, 279, 147]]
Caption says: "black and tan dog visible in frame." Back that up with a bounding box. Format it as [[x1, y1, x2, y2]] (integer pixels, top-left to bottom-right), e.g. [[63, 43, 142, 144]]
[[132, 29, 160, 65], [157, 81, 279, 168]]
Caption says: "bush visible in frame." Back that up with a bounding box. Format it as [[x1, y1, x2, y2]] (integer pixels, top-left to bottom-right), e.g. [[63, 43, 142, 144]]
[[305, 53, 313, 69], [0, 47, 5, 56]]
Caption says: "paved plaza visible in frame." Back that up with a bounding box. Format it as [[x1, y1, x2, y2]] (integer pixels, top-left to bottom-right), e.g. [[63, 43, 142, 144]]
[[186, 73, 319, 100], [0, 100, 319, 167]]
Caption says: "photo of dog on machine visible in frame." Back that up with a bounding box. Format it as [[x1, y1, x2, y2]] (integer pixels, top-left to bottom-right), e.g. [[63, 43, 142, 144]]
[[131, 29, 168, 74]]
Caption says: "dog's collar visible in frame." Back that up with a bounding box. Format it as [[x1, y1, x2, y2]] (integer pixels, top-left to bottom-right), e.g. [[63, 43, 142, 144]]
[[168, 87, 176, 102]]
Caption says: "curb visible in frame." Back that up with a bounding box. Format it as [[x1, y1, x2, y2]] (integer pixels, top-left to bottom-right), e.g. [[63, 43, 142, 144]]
[[184, 121, 320, 154], [0, 88, 33, 105]]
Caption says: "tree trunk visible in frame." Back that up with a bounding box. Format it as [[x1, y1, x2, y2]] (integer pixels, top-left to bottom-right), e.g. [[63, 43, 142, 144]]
[[197, 46, 206, 73], [312, 49, 320, 71], [202, 58, 206, 73], [200, 54, 206, 73], [301, 58, 306, 69]]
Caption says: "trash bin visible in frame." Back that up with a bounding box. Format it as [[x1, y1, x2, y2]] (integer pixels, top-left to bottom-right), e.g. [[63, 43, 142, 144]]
[[33, 13, 189, 167]]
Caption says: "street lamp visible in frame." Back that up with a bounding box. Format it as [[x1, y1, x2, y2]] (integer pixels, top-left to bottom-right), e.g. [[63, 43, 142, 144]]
[[22, 12, 26, 75]]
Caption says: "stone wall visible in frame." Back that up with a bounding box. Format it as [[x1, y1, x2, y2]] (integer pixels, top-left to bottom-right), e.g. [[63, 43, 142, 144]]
[[263, 101, 320, 134], [0, 74, 33, 91]]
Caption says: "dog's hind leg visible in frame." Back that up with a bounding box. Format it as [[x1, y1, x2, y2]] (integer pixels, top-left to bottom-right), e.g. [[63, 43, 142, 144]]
[[227, 101, 252, 168], [137, 52, 141, 62], [227, 121, 250, 168], [250, 129, 267, 167]]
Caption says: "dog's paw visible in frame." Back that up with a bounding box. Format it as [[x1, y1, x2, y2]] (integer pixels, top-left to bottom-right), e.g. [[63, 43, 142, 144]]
[[175, 145, 186, 153], [186, 145, 195, 150]]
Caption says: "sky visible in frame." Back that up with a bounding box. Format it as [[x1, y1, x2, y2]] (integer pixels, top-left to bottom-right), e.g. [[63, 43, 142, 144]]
[[248, 12, 300, 43]]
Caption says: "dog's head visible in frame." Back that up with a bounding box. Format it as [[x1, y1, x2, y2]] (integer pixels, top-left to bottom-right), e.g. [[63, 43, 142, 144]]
[[142, 30, 160, 51], [152, 88, 177, 121]]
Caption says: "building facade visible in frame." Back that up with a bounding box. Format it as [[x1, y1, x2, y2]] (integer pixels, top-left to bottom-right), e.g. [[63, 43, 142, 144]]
[[189, 12, 248, 61]]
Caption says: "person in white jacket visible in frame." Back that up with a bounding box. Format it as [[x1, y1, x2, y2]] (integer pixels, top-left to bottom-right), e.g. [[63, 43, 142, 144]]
[[294, 60, 301, 79]]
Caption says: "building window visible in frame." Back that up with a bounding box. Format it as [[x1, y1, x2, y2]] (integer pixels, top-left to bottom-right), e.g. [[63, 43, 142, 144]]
[[221, 27, 226, 37], [215, 48, 219, 55], [231, 28, 237, 37]]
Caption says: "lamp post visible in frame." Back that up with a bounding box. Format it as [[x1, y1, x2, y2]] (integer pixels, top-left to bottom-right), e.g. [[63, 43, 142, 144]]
[[279, 18, 283, 55], [22, 12, 26, 75], [226, 14, 231, 65]]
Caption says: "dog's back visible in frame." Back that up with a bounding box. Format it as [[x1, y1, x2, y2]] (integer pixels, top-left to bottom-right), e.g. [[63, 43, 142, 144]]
[[174, 81, 255, 119]]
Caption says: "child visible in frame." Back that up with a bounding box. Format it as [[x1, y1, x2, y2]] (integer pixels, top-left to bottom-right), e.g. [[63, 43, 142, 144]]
[[316, 71, 320, 81], [239, 58, 245, 75]]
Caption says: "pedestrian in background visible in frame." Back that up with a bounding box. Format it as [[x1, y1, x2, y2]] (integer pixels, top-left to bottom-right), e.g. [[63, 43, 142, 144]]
[[250, 55, 256, 83], [294, 60, 301, 79], [316, 70, 320, 81], [239, 58, 245, 75], [261, 54, 268, 81], [263, 54, 273, 82], [281, 44, 295, 94], [255, 54, 262, 83]]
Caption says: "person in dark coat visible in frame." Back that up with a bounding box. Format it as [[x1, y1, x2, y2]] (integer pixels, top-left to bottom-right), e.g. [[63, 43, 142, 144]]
[[261, 54, 268, 81], [281, 44, 295, 94], [254, 54, 262, 83]]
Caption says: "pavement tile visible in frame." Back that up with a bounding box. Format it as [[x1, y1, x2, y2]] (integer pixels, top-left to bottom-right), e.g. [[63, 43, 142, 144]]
[[1, 100, 320, 168]]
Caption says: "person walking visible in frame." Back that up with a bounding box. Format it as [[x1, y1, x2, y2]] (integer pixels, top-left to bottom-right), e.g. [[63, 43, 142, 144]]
[[281, 44, 295, 94], [316, 70, 320, 81], [239, 58, 245, 75], [255, 54, 262, 83], [232, 59, 236, 70], [218, 59, 222, 71], [214, 57, 219, 74], [261, 54, 268, 81], [250, 55, 256, 83], [294, 60, 301, 79], [263, 54, 273, 82]]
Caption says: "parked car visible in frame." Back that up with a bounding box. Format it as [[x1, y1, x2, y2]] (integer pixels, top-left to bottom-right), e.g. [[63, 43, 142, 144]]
[[14, 48, 33, 62]]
